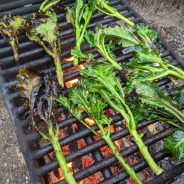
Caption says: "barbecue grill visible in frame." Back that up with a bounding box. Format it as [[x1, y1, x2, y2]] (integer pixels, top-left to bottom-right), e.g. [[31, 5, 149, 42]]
[[0, 0, 184, 184]]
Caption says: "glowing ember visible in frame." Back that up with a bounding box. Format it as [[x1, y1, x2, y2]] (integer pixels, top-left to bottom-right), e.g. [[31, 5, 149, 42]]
[[84, 118, 94, 126], [64, 56, 74, 62], [79, 64, 85, 70], [48, 161, 73, 184], [65, 78, 79, 88], [67, 162, 73, 168], [114, 140, 121, 151]]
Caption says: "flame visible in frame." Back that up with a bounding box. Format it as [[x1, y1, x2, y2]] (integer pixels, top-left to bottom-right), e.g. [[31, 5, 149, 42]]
[[84, 118, 94, 126], [114, 140, 121, 150], [79, 64, 85, 70], [65, 78, 79, 88], [64, 56, 74, 62], [67, 162, 73, 169], [48, 162, 73, 184]]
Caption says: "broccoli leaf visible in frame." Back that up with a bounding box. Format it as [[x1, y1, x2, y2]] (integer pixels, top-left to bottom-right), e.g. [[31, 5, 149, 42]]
[[0, 15, 27, 62], [133, 46, 162, 64], [130, 81, 184, 124], [16, 68, 42, 117], [67, 0, 95, 65], [58, 95, 83, 121], [164, 130, 184, 161], [176, 88, 184, 108], [126, 92, 184, 130], [135, 23, 157, 47], [103, 25, 139, 47], [85, 28, 122, 70], [27, 11, 64, 87]]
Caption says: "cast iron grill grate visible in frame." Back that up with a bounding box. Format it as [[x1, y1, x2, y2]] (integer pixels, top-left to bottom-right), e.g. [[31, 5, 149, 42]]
[[0, 0, 184, 184]]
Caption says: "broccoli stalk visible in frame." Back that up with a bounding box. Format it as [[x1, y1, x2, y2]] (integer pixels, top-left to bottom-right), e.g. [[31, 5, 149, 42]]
[[39, 0, 62, 13], [91, 0, 134, 27], [80, 63, 163, 175], [85, 28, 123, 70], [101, 25, 184, 81], [40, 125, 77, 184], [0, 15, 27, 62], [58, 84, 142, 184], [27, 11, 64, 88], [17, 70, 77, 184], [67, 0, 95, 65]]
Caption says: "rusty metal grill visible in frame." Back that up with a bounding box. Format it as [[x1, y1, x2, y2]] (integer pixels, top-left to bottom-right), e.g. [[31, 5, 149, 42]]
[[0, 0, 184, 184]]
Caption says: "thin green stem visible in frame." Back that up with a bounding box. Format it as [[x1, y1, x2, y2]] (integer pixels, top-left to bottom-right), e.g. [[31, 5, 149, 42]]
[[48, 125, 77, 184], [103, 135, 142, 184], [160, 100, 184, 124], [9, 38, 19, 62], [99, 1, 134, 27], [78, 12, 93, 47], [142, 71, 169, 82], [130, 130, 163, 175], [104, 101, 163, 175], [102, 47, 122, 70], [74, 10, 92, 66], [40, 0, 61, 13], [53, 48, 64, 88], [168, 69, 184, 80], [166, 120, 184, 130]]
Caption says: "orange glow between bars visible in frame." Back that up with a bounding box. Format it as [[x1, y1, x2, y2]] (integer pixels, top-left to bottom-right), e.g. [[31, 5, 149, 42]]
[[67, 162, 73, 168], [84, 118, 94, 126], [65, 78, 79, 88], [79, 64, 85, 70]]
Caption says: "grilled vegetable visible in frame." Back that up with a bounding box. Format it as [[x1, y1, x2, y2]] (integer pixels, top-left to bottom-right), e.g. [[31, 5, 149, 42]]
[[67, 0, 95, 65], [126, 91, 184, 130], [90, 0, 134, 27], [27, 11, 64, 87], [164, 130, 184, 161], [80, 63, 163, 175], [0, 15, 27, 62], [100, 25, 184, 81], [17, 69, 77, 184], [85, 27, 122, 70], [58, 82, 142, 184], [39, 0, 62, 12], [126, 79, 184, 125], [16, 68, 42, 117]]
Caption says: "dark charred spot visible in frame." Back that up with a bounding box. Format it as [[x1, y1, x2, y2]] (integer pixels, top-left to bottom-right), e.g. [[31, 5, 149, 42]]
[[119, 70, 128, 83]]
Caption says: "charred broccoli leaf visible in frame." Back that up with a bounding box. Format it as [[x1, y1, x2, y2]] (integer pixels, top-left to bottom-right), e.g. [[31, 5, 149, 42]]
[[17, 70, 76, 184], [27, 11, 64, 87], [0, 15, 27, 62], [164, 130, 184, 161], [16, 68, 42, 116]]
